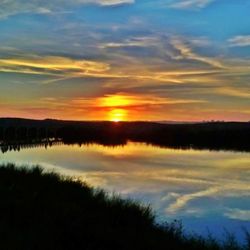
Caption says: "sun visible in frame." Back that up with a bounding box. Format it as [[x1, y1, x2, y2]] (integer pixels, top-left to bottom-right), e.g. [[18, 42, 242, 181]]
[[97, 94, 131, 122], [109, 109, 127, 122], [98, 95, 132, 108]]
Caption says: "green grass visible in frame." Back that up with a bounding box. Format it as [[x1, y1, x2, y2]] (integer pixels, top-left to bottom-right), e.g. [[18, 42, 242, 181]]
[[0, 163, 249, 250]]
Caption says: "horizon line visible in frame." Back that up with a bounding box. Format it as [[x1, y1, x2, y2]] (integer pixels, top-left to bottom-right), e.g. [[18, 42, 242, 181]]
[[1, 117, 250, 124]]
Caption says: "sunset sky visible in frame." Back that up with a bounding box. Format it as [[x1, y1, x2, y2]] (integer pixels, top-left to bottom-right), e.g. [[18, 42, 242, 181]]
[[1, 0, 250, 121]]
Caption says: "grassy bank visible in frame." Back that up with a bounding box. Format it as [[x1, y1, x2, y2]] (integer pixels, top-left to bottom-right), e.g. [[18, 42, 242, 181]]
[[0, 164, 249, 250]]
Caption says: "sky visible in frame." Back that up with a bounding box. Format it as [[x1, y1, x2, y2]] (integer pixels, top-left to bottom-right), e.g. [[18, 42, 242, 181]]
[[0, 0, 250, 121]]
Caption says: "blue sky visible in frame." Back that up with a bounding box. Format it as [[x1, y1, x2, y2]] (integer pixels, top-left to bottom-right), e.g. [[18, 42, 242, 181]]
[[0, 0, 250, 121]]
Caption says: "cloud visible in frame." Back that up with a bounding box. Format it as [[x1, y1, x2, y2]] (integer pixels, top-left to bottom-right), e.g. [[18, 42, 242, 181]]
[[9, 92, 207, 121], [169, 0, 214, 10], [171, 38, 225, 69], [0, 55, 110, 77], [99, 0, 134, 6], [228, 35, 250, 47], [216, 87, 250, 99], [72, 94, 206, 110], [0, 0, 215, 17], [225, 209, 250, 221], [0, 0, 134, 18], [166, 187, 219, 213], [100, 37, 158, 49], [0, 53, 222, 86]]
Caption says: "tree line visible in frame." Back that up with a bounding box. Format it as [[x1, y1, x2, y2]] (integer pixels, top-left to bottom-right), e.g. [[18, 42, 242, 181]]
[[1, 118, 250, 152]]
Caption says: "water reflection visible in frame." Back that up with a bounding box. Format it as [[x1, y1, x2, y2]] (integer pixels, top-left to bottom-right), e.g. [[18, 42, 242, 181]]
[[0, 142, 250, 241], [0, 140, 61, 154]]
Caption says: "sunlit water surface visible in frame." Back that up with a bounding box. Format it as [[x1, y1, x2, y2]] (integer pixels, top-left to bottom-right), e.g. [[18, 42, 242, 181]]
[[1, 142, 250, 242]]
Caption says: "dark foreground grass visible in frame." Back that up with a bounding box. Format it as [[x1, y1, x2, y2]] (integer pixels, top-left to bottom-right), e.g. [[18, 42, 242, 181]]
[[0, 164, 249, 250]]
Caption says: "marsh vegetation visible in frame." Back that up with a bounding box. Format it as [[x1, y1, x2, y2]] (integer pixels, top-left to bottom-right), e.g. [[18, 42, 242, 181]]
[[0, 164, 249, 250]]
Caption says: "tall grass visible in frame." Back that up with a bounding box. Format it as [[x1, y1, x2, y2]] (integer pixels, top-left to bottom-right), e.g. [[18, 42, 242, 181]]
[[0, 163, 249, 250]]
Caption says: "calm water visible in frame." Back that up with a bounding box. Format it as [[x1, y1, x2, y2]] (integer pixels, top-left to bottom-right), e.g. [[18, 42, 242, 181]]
[[1, 142, 250, 242]]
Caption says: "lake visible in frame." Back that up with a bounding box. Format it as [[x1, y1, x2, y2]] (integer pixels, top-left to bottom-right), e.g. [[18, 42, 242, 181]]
[[1, 141, 250, 242]]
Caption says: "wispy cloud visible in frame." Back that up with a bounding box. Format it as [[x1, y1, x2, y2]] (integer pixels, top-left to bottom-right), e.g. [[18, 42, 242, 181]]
[[72, 93, 206, 109], [100, 37, 158, 49], [171, 38, 225, 69], [228, 35, 250, 47], [0, 55, 110, 77], [11, 92, 206, 121], [0, 53, 222, 86], [0, 0, 134, 18], [225, 209, 250, 221], [99, 0, 134, 6], [166, 187, 219, 213], [216, 87, 250, 99], [169, 0, 214, 10]]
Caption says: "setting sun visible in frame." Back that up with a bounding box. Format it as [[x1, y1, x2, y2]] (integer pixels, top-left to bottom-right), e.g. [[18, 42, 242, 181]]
[[96, 94, 132, 121], [97, 95, 133, 108], [109, 109, 127, 122]]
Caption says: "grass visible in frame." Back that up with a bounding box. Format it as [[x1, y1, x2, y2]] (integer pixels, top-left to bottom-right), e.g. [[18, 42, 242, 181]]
[[0, 164, 249, 250]]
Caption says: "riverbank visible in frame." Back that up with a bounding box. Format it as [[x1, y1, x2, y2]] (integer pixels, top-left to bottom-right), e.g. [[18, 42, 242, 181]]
[[1, 118, 250, 152], [0, 164, 249, 250]]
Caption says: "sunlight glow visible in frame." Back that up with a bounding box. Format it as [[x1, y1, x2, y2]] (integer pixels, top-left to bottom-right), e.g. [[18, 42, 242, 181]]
[[98, 94, 133, 108], [109, 108, 127, 122], [97, 94, 131, 121]]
